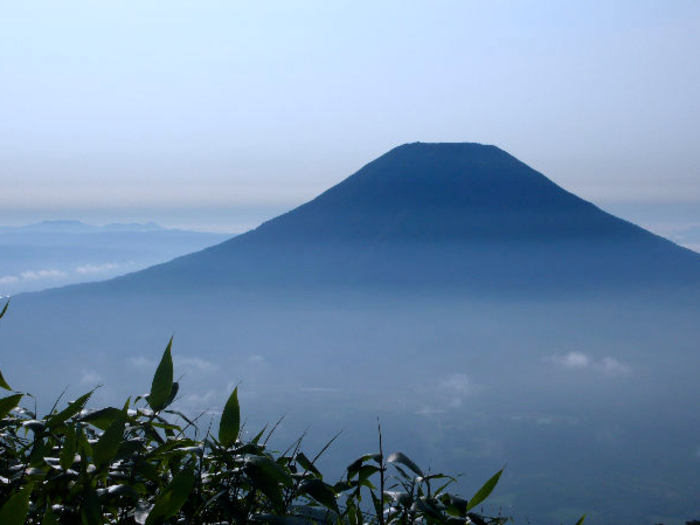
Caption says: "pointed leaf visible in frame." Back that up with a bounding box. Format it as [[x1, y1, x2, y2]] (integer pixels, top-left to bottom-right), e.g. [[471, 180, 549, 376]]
[[575, 515, 586, 525], [47, 390, 93, 429], [246, 455, 293, 488], [41, 505, 59, 525], [297, 452, 322, 478], [149, 338, 174, 411], [0, 393, 23, 420], [219, 387, 240, 447], [93, 410, 126, 468], [60, 427, 77, 471], [466, 468, 503, 511], [387, 452, 424, 477], [80, 407, 123, 431], [0, 484, 33, 525], [0, 367, 11, 391], [145, 463, 196, 525], [0, 300, 8, 320], [300, 478, 339, 513], [81, 488, 101, 525]]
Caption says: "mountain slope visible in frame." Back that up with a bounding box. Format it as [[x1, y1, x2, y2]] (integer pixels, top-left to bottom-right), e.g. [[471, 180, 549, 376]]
[[38, 142, 700, 296]]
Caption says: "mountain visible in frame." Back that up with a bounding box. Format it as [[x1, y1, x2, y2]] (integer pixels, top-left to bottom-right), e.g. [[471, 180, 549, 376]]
[[0, 221, 231, 295], [6, 144, 700, 524], [69, 142, 700, 295]]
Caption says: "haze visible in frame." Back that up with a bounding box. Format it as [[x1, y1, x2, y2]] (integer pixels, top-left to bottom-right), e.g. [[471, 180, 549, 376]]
[[2, 1, 700, 233]]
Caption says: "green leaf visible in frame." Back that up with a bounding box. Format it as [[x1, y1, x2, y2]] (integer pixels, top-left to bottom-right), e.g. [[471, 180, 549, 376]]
[[0, 367, 11, 391], [0, 484, 33, 525], [299, 478, 339, 513], [80, 407, 123, 431], [575, 515, 587, 525], [387, 452, 424, 477], [47, 390, 93, 429], [60, 426, 77, 471], [0, 393, 23, 420], [245, 455, 293, 512], [296, 452, 322, 478], [93, 410, 126, 468], [219, 386, 240, 447], [149, 338, 174, 411], [41, 505, 59, 525], [246, 455, 293, 488], [81, 488, 101, 525], [145, 462, 196, 525], [466, 468, 504, 511], [0, 300, 8, 320]]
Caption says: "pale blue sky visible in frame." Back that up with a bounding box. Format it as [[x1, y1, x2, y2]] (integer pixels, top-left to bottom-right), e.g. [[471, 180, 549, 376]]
[[1, 1, 699, 232]]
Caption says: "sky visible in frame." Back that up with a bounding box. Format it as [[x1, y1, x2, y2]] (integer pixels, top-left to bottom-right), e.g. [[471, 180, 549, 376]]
[[1, 1, 699, 233]]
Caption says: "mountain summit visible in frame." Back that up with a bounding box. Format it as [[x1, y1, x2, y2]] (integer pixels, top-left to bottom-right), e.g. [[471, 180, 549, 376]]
[[75, 143, 700, 293]]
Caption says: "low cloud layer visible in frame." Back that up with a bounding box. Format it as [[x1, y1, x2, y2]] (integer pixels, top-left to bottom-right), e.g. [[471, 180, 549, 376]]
[[546, 352, 631, 376], [0, 263, 128, 290]]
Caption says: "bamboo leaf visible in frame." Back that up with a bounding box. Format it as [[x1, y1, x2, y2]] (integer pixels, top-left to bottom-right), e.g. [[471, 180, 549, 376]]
[[466, 468, 504, 511], [219, 386, 240, 448], [0, 393, 23, 420], [80, 407, 123, 431], [41, 505, 59, 525], [145, 462, 196, 525], [0, 368, 11, 391], [47, 390, 93, 429], [93, 410, 126, 468], [60, 426, 77, 471], [299, 478, 339, 513], [0, 484, 33, 525], [387, 452, 424, 477], [149, 338, 174, 412]]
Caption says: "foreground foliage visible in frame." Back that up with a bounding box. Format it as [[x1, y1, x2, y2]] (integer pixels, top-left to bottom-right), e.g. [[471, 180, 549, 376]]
[[0, 301, 569, 524]]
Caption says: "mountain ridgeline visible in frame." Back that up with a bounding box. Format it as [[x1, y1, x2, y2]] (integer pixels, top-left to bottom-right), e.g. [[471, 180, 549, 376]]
[[87, 142, 700, 294]]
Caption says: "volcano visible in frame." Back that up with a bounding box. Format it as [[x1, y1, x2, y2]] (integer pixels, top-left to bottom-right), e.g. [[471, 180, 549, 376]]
[[73, 142, 700, 295]]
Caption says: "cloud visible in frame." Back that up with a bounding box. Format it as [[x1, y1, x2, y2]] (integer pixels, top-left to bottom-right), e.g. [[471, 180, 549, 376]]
[[435, 373, 474, 409], [599, 357, 631, 376], [80, 369, 102, 384], [75, 263, 121, 274], [1, 269, 68, 285], [247, 355, 266, 365], [129, 356, 156, 370], [20, 269, 67, 280], [546, 352, 631, 376], [440, 373, 472, 395], [177, 356, 216, 372], [548, 352, 590, 369]]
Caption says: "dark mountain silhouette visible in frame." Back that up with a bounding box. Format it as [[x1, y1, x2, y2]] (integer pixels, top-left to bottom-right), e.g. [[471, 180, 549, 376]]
[[67, 141, 697, 295]]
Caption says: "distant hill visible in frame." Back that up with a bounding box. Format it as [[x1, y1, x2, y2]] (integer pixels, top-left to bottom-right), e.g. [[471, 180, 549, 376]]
[[0, 221, 232, 295], [68, 142, 700, 296]]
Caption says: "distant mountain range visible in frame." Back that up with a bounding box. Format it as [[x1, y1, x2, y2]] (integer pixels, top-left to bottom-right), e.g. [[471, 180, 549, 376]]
[[0, 220, 164, 234], [0, 221, 231, 295], [63, 142, 700, 296]]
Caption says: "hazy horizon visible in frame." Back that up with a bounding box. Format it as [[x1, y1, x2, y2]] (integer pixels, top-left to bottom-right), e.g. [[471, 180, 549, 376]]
[[2, 1, 700, 232]]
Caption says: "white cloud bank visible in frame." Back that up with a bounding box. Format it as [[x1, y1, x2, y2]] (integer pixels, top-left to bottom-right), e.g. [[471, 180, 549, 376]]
[[546, 352, 631, 376], [0, 262, 130, 289]]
